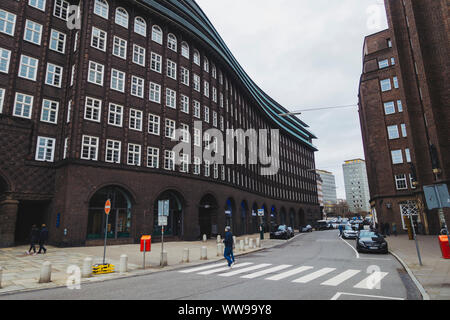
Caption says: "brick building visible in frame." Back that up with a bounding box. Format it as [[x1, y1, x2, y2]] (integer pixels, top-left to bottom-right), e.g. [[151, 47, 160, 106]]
[[358, 0, 449, 234], [0, 0, 320, 247]]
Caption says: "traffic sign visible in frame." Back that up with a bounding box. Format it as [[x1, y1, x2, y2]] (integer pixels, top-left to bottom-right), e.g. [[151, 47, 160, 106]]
[[104, 199, 111, 215], [258, 209, 264, 217], [158, 216, 168, 226], [423, 184, 450, 210], [158, 200, 170, 216]]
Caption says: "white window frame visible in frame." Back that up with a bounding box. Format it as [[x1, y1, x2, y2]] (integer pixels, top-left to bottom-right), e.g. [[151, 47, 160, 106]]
[[134, 17, 147, 36], [18, 55, 38, 81], [40, 99, 59, 124], [112, 36, 127, 60], [131, 76, 145, 98], [127, 143, 141, 166], [53, 0, 70, 21], [49, 29, 66, 53], [129, 109, 143, 131], [391, 150, 403, 165], [108, 103, 123, 127], [115, 7, 129, 29], [165, 118, 176, 139], [0, 9, 16, 36], [93, 0, 109, 19], [380, 79, 392, 92], [167, 33, 177, 52], [13, 92, 34, 119], [164, 150, 175, 171], [81, 135, 99, 161], [45, 63, 63, 88], [84, 97, 102, 122], [395, 174, 408, 190], [0, 47, 11, 74], [147, 147, 159, 168], [150, 52, 162, 73], [167, 59, 177, 80], [35, 136, 55, 162], [105, 139, 121, 164], [181, 42, 189, 59], [193, 50, 200, 65], [166, 88, 176, 109], [384, 101, 395, 115], [24, 20, 42, 45], [181, 67, 189, 86], [151, 25, 163, 44], [88, 61, 104, 86], [91, 27, 107, 52], [387, 125, 399, 140], [149, 82, 161, 103], [180, 95, 189, 114], [0, 88, 5, 114], [110, 69, 125, 93], [148, 114, 160, 136], [29, 0, 46, 11], [132, 44, 145, 66], [193, 100, 201, 119]]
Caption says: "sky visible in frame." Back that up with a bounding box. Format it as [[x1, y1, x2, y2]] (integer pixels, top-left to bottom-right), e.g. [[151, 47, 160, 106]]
[[196, 0, 388, 199]]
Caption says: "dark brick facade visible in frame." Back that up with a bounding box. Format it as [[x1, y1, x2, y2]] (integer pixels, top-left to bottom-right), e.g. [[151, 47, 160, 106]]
[[358, 0, 449, 235], [0, 0, 320, 247]]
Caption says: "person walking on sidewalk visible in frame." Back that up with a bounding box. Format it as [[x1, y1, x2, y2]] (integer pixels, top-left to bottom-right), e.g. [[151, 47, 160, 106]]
[[27, 224, 40, 255], [37, 224, 48, 254], [392, 222, 397, 236], [223, 226, 235, 268]]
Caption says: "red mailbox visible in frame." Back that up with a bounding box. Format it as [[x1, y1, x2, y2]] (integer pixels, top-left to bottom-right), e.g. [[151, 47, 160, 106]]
[[438, 236, 450, 259], [140, 235, 151, 252]]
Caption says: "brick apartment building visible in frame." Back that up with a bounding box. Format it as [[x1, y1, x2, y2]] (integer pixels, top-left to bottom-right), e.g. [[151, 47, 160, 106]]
[[358, 0, 449, 234], [0, 0, 320, 247]]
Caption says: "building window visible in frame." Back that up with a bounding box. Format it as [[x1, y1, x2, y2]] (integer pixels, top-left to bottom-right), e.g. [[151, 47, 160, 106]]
[[0, 48, 11, 73], [88, 61, 104, 86], [115, 7, 128, 28], [45, 63, 63, 87], [213, 111, 218, 127], [81, 135, 99, 161], [93, 0, 109, 19], [395, 174, 408, 190], [387, 125, 399, 140], [147, 147, 159, 168], [181, 42, 189, 59], [91, 27, 107, 51], [384, 101, 395, 115], [108, 103, 123, 127], [40, 99, 59, 124], [53, 0, 69, 21], [105, 139, 121, 164], [132, 44, 145, 66], [401, 123, 407, 137], [0, 9, 16, 36], [24, 20, 42, 45], [129, 109, 143, 131], [397, 100, 403, 112], [149, 82, 161, 103], [127, 144, 141, 166], [167, 59, 177, 80], [378, 59, 389, 69], [193, 100, 201, 118], [167, 33, 177, 52], [134, 17, 147, 36], [29, 0, 46, 11], [148, 114, 160, 136], [180, 95, 189, 114], [380, 79, 391, 92], [212, 87, 217, 103], [150, 52, 162, 73], [203, 57, 209, 73], [193, 157, 200, 175], [193, 74, 200, 92], [204, 160, 210, 177], [204, 81, 210, 97], [151, 25, 163, 44], [36, 136, 55, 162], [131, 76, 144, 98], [164, 150, 175, 171], [393, 76, 399, 89], [13, 93, 34, 119], [193, 50, 200, 66], [110, 69, 125, 92], [165, 119, 176, 139], [0, 88, 5, 114], [391, 150, 403, 164], [113, 36, 127, 59], [49, 29, 66, 53], [193, 128, 201, 147], [181, 67, 189, 86], [180, 123, 190, 143], [18, 55, 38, 81], [405, 148, 411, 163], [166, 88, 176, 109], [204, 106, 209, 123], [84, 97, 101, 122]]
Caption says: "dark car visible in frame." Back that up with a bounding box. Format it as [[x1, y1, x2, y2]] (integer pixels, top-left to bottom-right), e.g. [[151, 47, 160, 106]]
[[314, 220, 332, 231], [286, 227, 295, 238], [356, 231, 388, 254], [270, 225, 290, 240]]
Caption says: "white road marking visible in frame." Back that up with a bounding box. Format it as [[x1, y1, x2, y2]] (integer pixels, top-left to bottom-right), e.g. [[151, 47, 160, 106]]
[[321, 269, 361, 286], [218, 264, 272, 277], [353, 271, 389, 290], [241, 265, 293, 279], [265, 266, 314, 281], [197, 262, 253, 275], [340, 237, 360, 259], [292, 268, 336, 283], [179, 262, 227, 273], [331, 292, 404, 300]]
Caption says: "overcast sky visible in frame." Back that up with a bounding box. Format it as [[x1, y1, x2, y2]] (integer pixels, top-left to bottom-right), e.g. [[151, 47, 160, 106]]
[[196, 0, 388, 199]]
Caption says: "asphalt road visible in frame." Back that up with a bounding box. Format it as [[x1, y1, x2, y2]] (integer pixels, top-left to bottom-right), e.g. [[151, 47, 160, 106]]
[[0, 229, 421, 301]]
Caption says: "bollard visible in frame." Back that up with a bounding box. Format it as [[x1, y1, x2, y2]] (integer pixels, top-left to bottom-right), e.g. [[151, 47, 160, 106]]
[[160, 251, 168, 267], [120, 254, 128, 273], [82, 257, 93, 278], [39, 261, 52, 283], [249, 238, 254, 249], [0, 266, 2, 289], [201, 246, 208, 260], [182, 248, 190, 263], [217, 235, 221, 244], [256, 238, 261, 248], [233, 236, 237, 248], [239, 240, 245, 252], [217, 243, 223, 257], [245, 237, 249, 246], [203, 234, 207, 242]]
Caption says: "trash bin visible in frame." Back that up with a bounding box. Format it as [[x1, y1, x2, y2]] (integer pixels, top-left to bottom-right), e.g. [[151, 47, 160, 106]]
[[438, 236, 450, 259], [140, 235, 152, 252]]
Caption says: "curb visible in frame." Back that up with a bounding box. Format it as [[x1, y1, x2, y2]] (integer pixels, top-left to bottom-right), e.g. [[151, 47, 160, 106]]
[[389, 249, 430, 300]]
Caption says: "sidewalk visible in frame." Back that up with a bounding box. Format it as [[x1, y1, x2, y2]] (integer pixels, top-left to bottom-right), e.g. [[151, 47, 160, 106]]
[[387, 234, 450, 300], [0, 233, 283, 295]]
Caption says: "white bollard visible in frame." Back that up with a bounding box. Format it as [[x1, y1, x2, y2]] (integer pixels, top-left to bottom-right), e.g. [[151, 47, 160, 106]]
[[249, 238, 254, 249], [39, 261, 52, 283], [201, 246, 208, 260], [203, 234, 207, 242], [160, 251, 168, 267], [217, 243, 223, 257], [256, 238, 261, 248], [0, 266, 2, 288], [217, 235, 221, 243], [182, 248, 190, 263], [120, 254, 128, 273], [239, 240, 245, 252], [233, 236, 237, 248], [245, 237, 249, 246], [82, 257, 93, 278]]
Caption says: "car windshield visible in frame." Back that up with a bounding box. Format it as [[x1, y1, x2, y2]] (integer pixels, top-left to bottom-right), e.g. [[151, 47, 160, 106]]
[[360, 232, 381, 239], [278, 225, 286, 231], [345, 225, 353, 230]]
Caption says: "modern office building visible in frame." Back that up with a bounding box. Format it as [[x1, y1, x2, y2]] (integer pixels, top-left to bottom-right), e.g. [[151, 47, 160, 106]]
[[0, 0, 320, 247], [316, 173, 324, 218], [315, 170, 337, 215], [358, 0, 449, 234], [342, 159, 371, 214]]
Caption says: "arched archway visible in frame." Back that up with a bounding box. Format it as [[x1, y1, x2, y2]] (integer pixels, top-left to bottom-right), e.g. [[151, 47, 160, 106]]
[[280, 207, 287, 225], [298, 208, 306, 228], [239, 200, 249, 236], [289, 208, 296, 229], [154, 190, 185, 238], [199, 194, 218, 238], [87, 186, 133, 240], [224, 198, 237, 233], [270, 205, 277, 231]]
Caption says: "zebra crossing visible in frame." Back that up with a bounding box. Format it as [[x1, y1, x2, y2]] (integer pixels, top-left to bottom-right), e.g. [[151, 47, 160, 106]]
[[179, 262, 388, 290]]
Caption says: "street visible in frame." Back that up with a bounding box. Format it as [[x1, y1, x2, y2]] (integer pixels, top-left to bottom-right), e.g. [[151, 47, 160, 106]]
[[0, 230, 421, 300]]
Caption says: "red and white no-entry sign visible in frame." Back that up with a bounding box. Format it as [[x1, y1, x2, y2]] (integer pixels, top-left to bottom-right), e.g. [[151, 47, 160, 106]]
[[104, 199, 111, 215]]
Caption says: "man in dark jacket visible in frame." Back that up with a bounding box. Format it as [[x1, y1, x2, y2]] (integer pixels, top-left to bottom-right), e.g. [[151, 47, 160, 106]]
[[223, 226, 235, 268], [27, 225, 40, 255], [38, 224, 48, 254]]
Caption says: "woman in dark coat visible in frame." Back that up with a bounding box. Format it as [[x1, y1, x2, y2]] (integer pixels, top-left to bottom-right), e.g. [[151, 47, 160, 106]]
[[27, 225, 40, 255]]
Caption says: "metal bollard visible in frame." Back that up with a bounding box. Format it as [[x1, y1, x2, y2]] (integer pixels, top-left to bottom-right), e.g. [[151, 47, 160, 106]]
[[120, 254, 128, 273], [82, 257, 93, 278], [182, 248, 190, 263], [39, 261, 52, 283], [160, 251, 168, 267], [201, 246, 208, 260], [239, 240, 245, 252]]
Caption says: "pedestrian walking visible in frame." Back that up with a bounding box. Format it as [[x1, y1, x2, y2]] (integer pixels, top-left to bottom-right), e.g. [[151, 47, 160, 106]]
[[338, 224, 344, 237], [223, 226, 235, 268], [26, 224, 40, 255], [392, 222, 397, 236], [385, 222, 390, 236], [37, 224, 48, 254]]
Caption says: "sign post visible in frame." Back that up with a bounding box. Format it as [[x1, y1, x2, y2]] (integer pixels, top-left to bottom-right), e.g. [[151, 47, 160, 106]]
[[158, 200, 169, 267], [103, 199, 111, 265], [424, 184, 450, 248], [258, 209, 265, 240]]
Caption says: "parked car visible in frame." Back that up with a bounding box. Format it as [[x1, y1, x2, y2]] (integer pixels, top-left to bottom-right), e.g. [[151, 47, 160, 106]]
[[301, 225, 313, 233], [356, 231, 388, 254], [286, 227, 295, 238], [314, 220, 332, 231], [342, 225, 358, 239], [270, 225, 290, 239]]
